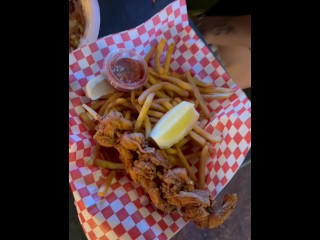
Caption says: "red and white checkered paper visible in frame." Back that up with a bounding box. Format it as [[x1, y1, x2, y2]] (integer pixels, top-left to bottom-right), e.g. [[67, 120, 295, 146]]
[[69, 0, 251, 239]]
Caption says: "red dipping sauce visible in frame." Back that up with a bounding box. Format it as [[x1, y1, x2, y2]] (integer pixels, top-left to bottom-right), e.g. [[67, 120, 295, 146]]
[[104, 49, 148, 91]]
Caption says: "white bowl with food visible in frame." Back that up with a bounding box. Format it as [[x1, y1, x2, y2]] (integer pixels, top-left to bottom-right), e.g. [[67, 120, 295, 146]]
[[69, 0, 100, 51]]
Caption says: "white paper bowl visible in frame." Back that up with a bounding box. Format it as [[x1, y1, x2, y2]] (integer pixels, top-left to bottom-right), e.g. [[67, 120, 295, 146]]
[[78, 0, 100, 48]]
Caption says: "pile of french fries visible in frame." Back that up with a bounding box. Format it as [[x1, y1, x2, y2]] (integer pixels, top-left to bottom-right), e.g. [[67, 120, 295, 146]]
[[79, 38, 234, 196]]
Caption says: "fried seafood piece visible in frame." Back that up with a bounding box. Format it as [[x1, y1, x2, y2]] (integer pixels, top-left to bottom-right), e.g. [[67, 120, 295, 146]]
[[91, 111, 237, 229], [114, 144, 133, 171], [139, 149, 170, 169], [94, 111, 133, 147], [119, 132, 154, 153]]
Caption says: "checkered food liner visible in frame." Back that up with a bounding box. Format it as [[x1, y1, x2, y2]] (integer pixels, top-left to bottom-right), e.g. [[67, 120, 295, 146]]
[[69, 0, 251, 239]]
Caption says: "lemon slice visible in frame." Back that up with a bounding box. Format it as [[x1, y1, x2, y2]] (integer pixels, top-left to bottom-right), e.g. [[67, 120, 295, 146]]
[[150, 101, 199, 149], [85, 75, 116, 100]]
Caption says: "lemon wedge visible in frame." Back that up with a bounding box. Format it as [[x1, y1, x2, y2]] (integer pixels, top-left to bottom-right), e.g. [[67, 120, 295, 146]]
[[85, 75, 116, 100], [150, 101, 199, 149]]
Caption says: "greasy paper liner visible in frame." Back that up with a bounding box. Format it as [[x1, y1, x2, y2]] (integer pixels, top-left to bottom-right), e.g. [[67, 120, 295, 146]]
[[69, 0, 251, 239]]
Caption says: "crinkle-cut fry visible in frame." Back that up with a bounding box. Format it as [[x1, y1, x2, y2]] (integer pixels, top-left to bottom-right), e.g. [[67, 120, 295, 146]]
[[155, 38, 166, 74], [202, 92, 234, 101], [104, 98, 127, 115], [199, 145, 209, 189], [150, 102, 167, 112], [186, 70, 210, 118], [90, 100, 105, 111], [153, 98, 171, 104], [84, 144, 101, 166], [161, 101, 174, 111], [95, 159, 125, 169], [147, 109, 164, 118], [176, 136, 192, 148], [175, 146, 197, 183], [134, 93, 155, 132], [149, 68, 193, 91], [79, 112, 95, 131], [193, 125, 222, 143], [98, 170, 116, 197], [98, 92, 124, 115], [82, 103, 101, 121], [144, 45, 156, 63], [189, 130, 206, 147], [144, 115, 152, 138], [138, 82, 166, 105], [164, 43, 175, 75]]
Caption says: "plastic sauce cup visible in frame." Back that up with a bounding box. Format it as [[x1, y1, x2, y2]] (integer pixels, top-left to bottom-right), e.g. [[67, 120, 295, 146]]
[[104, 49, 148, 92]]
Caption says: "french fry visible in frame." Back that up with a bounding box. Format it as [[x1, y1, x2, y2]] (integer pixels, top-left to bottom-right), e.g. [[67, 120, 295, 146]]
[[193, 125, 221, 143], [138, 82, 166, 105], [175, 146, 197, 183], [161, 102, 174, 111], [79, 112, 95, 131], [202, 92, 234, 101], [192, 76, 212, 87], [149, 117, 159, 124], [144, 45, 156, 63], [199, 145, 209, 189], [95, 159, 125, 170], [164, 43, 175, 75], [189, 130, 206, 147], [90, 100, 105, 110], [148, 74, 159, 85], [155, 38, 166, 74], [185, 152, 200, 161], [98, 92, 124, 115], [104, 98, 127, 115], [163, 82, 189, 97], [186, 70, 210, 118], [134, 93, 155, 132], [147, 109, 164, 118], [150, 102, 167, 112], [82, 103, 101, 121], [176, 136, 192, 148], [98, 170, 116, 197], [144, 115, 152, 138], [165, 148, 178, 155], [153, 98, 171, 104], [149, 68, 193, 91], [84, 144, 101, 166], [124, 110, 131, 120]]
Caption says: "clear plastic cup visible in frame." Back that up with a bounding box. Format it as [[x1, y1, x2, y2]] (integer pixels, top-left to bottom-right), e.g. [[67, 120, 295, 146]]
[[104, 49, 148, 92]]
